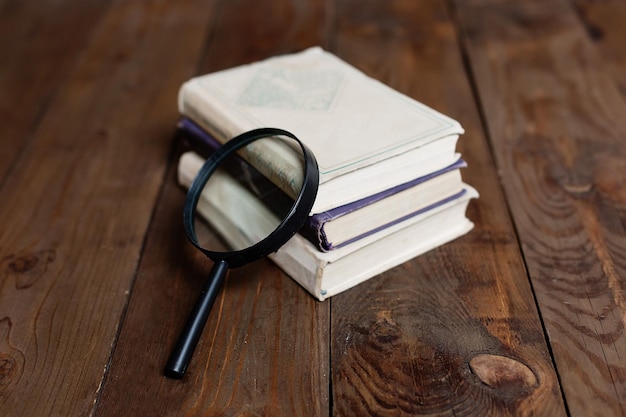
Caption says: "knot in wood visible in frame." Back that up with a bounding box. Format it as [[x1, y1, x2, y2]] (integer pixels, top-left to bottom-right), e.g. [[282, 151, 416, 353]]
[[561, 181, 594, 197], [0, 353, 17, 385], [8, 254, 39, 273], [4, 249, 56, 289], [369, 318, 402, 345], [469, 354, 537, 392]]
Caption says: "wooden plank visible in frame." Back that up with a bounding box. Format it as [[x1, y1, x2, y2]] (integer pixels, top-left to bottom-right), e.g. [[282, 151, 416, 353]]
[[453, 0, 626, 415], [0, 1, 216, 416], [330, 0, 566, 415], [0, 0, 111, 186], [94, 0, 332, 416]]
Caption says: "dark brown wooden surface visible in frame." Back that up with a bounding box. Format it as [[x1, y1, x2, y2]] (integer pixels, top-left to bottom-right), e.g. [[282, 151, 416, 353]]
[[1, 0, 624, 416], [454, 1, 626, 415]]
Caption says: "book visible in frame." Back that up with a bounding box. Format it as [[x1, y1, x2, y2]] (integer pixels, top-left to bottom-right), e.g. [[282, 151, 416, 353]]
[[178, 47, 464, 214], [178, 118, 467, 251], [275, 194, 476, 300], [179, 148, 467, 251], [176, 153, 477, 300]]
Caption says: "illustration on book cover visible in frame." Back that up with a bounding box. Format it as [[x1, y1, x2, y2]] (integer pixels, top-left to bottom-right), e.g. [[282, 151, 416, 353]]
[[237, 67, 345, 111]]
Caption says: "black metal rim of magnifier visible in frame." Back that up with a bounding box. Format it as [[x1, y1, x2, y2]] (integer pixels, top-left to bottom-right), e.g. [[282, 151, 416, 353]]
[[183, 127, 319, 266]]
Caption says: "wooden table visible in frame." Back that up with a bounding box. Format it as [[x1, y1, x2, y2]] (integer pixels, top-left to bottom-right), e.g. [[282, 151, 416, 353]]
[[2, 0, 626, 416]]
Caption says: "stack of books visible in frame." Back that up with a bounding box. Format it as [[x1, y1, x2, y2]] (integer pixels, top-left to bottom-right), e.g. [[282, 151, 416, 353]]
[[176, 47, 478, 300]]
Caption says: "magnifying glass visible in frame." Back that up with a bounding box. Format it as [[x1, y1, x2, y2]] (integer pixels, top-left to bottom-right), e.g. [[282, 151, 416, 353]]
[[164, 127, 319, 379]]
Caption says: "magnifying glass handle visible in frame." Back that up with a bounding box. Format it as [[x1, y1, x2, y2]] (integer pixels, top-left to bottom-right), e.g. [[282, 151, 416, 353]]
[[164, 260, 229, 379]]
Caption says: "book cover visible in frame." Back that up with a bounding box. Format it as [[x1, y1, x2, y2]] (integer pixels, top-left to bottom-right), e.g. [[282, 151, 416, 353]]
[[178, 47, 463, 213]]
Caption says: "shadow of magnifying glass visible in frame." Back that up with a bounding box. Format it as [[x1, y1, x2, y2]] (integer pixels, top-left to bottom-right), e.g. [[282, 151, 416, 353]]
[[165, 128, 319, 379]]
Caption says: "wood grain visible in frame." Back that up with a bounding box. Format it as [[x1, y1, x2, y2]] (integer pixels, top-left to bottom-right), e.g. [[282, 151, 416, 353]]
[[5, 0, 625, 415], [0, 0, 111, 186], [0, 1, 215, 415], [94, 0, 332, 416], [200, 0, 333, 72], [330, 0, 566, 415], [572, 0, 626, 99], [453, 0, 626, 415]]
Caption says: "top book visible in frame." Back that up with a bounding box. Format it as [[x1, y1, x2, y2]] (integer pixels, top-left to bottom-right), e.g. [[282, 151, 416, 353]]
[[179, 47, 464, 214]]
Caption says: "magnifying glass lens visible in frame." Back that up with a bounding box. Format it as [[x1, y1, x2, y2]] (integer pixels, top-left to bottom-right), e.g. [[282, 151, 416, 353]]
[[193, 135, 302, 252], [165, 129, 318, 379]]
